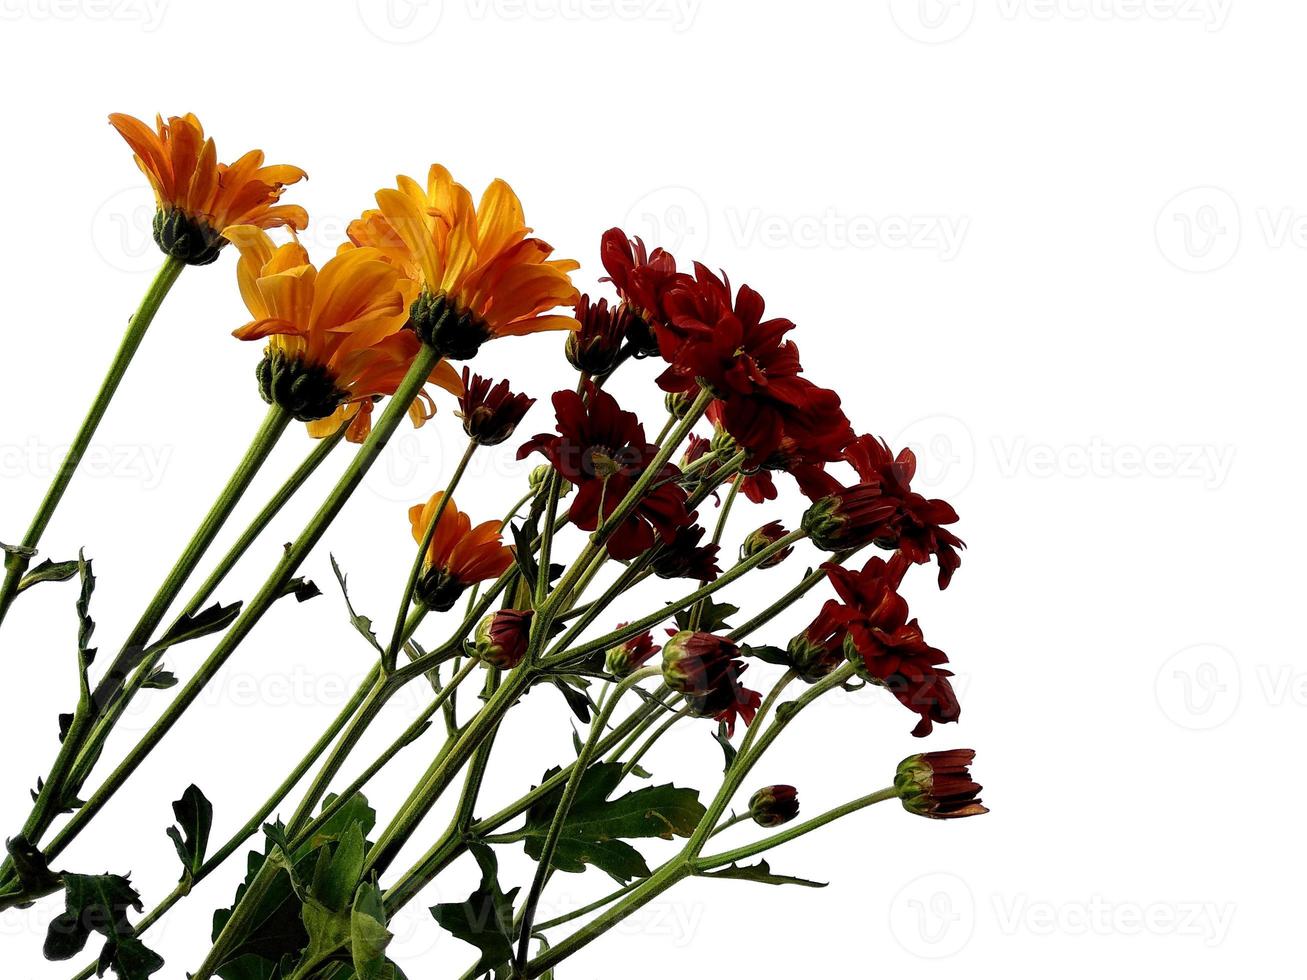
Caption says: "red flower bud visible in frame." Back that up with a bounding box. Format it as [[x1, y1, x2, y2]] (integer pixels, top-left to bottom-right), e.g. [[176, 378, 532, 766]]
[[740, 520, 794, 569], [896, 749, 987, 820], [661, 631, 762, 735], [749, 785, 800, 827], [474, 609, 533, 670]]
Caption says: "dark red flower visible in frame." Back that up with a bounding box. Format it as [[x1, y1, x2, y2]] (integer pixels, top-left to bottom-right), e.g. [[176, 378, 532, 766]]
[[457, 369, 535, 446], [740, 520, 794, 569], [652, 522, 721, 581], [826, 556, 960, 737], [749, 785, 800, 827], [599, 228, 686, 356], [896, 749, 987, 820], [474, 609, 533, 670], [567, 294, 634, 376], [787, 598, 853, 683], [661, 630, 762, 735], [517, 383, 690, 560], [841, 434, 966, 588], [605, 627, 661, 678]]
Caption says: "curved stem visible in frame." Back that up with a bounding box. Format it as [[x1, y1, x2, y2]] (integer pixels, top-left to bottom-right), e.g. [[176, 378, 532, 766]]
[[0, 255, 186, 633]]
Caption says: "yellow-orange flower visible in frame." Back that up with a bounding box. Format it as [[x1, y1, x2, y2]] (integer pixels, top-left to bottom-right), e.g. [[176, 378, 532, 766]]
[[109, 112, 308, 266], [409, 491, 515, 611], [226, 226, 462, 443], [348, 165, 580, 358]]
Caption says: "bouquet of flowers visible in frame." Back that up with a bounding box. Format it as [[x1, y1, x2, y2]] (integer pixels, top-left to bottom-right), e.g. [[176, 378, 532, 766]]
[[0, 112, 985, 980]]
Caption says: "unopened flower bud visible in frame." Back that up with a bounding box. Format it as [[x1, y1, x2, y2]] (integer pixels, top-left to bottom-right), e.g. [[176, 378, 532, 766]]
[[740, 521, 793, 569], [474, 609, 533, 670], [749, 785, 799, 827], [605, 628, 660, 679], [529, 465, 571, 498], [895, 749, 988, 820], [661, 631, 762, 734], [800, 486, 897, 553], [664, 390, 695, 419]]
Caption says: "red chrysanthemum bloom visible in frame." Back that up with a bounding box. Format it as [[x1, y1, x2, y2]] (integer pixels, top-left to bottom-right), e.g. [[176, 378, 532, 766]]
[[826, 556, 960, 737], [605, 626, 661, 678], [661, 630, 762, 735], [457, 369, 535, 446], [599, 228, 686, 356], [567, 294, 636, 376], [708, 402, 851, 504], [657, 266, 853, 463], [787, 598, 854, 683], [517, 384, 690, 559], [651, 522, 721, 582], [896, 749, 988, 820], [740, 520, 794, 569]]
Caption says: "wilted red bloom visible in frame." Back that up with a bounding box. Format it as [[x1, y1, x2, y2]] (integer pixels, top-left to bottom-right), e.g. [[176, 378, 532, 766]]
[[662, 630, 762, 735], [839, 435, 965, 587], [409, 492, 515, 611], [599, 228, 685, 355], [652, 523, 721, 581], [749, 785, 800, 827], [827, 556, 960, 737], [896, 749, 987, 820], [658, 267, 853, 463], [568, 294, 635, 375], [457, 369, 535, 446], [475, 609, 533, 670], [605, 626, 661, 678], [517, 383, 690, 560], [740, 520, 794, 569]]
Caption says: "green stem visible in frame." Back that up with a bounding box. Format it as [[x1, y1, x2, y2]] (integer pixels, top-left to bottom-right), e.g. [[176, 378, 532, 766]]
[[0, 255, 186, 633], [726, 548, 859, 644], [44, 345, 445, 869], [697, 787, 898, 869], [689, 476, 741, 630], [513, 667, 659, 970], [617, 705, 688, 780], [384, 438, 477, 671]]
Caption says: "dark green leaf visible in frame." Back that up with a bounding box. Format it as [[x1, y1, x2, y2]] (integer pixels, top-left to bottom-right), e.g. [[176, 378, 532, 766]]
[[140, 667, 177, 690], [4, 835, 58, 894], [280, 576, 322, 603], [430, 843, 517, 978], [741, 644, 791, 667], [166, 784, 213, 885], [521, 764, 705, 882], [711, 722, 737, 772], [673, 597, 737, 633], [144, 601, 241, 658], [17, 558, 79, 594], [550, 675, 593, 724], [701, 859, 827, 888], [509, 521, 540, 593], [331, 555, 382, 653], [351, 882, 393, 980], [43, 872, 164, 979]]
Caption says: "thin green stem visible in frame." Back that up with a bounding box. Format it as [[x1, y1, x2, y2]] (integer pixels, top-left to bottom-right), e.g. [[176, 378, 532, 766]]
[[45, 345, 445, 870], [617, 705, 688, 780], [0, 255, 186, 632]]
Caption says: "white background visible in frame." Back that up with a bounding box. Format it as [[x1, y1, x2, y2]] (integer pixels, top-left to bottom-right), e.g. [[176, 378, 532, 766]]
[[0, 1, 1298, 977]]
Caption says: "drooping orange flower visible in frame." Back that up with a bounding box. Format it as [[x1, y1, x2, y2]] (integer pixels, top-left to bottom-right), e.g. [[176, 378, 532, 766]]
[[226, 226, 462, 442], [348, 165, 580, 358], [109, 112, 308, 266], [408, 491, 515, 610]]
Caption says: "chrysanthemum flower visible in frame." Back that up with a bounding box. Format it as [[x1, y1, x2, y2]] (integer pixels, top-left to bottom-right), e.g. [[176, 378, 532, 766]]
[[226, 227, 462, 443], [605, 627, 661, 678], [350, 165, 579, 359], [474, 609, 534, 669], [109, 113, 308, 266], [567, 295, 636, 375], [661, 630, 762, 735], [896, 750, 987, 819], [740, 520, 794, 569], [517, 383, 691, 560], [826, 556, 961, 737], [409, 491, 515, 612], [456, 369, 535, 446], [749, 785, 800, 827], [651, 523, 721, 581]]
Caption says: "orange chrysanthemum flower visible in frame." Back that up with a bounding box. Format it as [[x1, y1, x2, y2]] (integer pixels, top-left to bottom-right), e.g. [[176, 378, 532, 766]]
[[226, 226, 462, 443], [409, 491, 515, 611], [348, 165, 580, 359], [109, 112, 308, 266]]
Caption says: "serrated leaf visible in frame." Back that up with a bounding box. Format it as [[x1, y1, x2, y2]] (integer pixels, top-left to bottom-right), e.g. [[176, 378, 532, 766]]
[[430, 843, 517, 978], [4, 835, 59, 894], [673, 597, 737, 632], [17, 558, 79, 593], [280, 577, 322, 603], [43, 872, 164, 979], [701, 859, 827, 888], [166, 784, 213, 886], [331, 555, 382, 653], [521, 764, 705, 883], [144, 601, 241, 659]]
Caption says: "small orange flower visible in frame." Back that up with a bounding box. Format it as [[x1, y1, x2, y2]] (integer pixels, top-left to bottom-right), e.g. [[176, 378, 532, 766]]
[[109, 112, 308, 266], [409, 491, 515, 611], [349, 165, 580, 358], [226, 226, 462, 442]]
